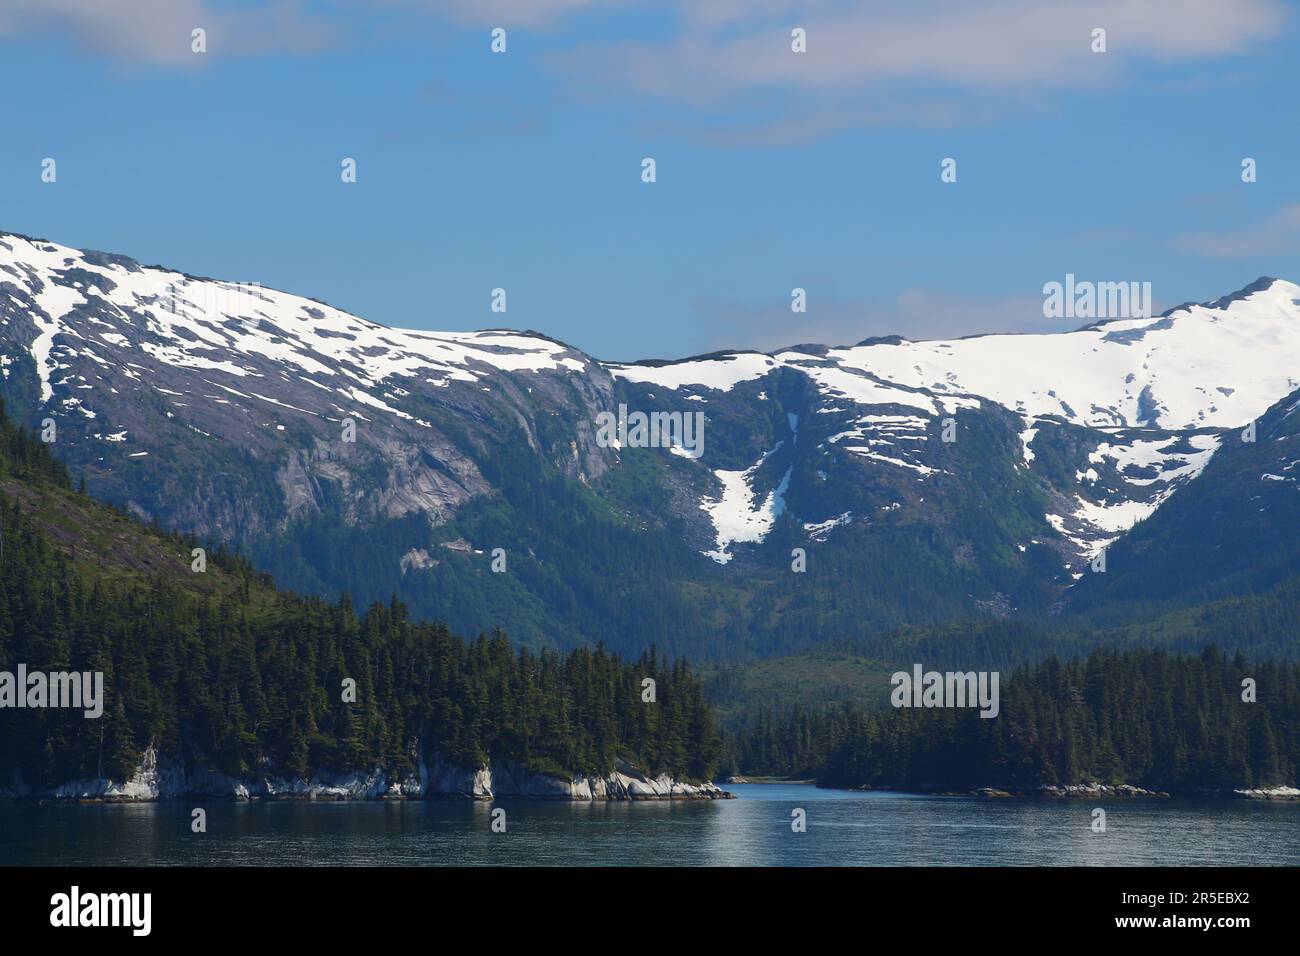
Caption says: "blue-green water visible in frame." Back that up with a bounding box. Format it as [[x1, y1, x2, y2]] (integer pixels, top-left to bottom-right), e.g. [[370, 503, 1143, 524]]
[[1, 784, 1296, 866]]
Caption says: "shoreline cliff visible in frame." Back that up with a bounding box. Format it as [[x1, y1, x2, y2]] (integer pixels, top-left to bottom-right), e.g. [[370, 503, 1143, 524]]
[[0, 746, 733, 803]]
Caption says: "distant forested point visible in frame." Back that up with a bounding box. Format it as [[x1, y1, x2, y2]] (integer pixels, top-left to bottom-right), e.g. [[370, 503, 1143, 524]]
[[727, 648, 1299, 794]]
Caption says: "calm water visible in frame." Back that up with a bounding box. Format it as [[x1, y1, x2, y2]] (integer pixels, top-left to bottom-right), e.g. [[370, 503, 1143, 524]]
[[1, 784, 1296, 866]]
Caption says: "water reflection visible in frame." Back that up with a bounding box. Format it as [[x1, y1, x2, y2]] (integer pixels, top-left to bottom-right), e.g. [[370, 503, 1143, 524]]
[[1, 784, 1295, 867]]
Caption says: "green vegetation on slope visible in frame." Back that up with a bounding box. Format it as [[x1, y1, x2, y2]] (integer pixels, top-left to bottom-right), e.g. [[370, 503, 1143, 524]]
[[0, 397, 721, 790], [725, 647, 1299, 792]]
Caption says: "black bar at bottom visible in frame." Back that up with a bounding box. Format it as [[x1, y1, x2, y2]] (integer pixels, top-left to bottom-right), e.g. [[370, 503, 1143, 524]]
[[0, 865, 1283, 940]]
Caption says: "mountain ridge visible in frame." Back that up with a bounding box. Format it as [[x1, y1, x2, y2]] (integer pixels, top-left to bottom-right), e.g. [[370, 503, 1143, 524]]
[[4, 228, 1298, 660], [3, 227, 1288, 364]]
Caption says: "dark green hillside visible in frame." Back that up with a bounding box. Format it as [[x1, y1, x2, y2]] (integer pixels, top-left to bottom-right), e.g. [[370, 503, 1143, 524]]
[[0, 397, 721, 790], [726, 648, 1300, 792], [704, 587, 1300, 771]]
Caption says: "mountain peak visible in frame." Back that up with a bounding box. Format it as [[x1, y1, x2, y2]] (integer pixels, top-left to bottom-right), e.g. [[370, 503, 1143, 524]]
[[1159, 275, 1284, 318]]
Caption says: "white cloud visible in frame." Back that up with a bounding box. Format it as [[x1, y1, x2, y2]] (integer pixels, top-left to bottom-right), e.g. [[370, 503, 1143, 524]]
[[0, 0, 334, 66], [546, 0, 1286, 139], [407, 0, 629, 28], [4, 0, 1285, 137], [569, 0, 1287, 95], [1175, 203, 1300, 259], [696, 288, 1052, 354]]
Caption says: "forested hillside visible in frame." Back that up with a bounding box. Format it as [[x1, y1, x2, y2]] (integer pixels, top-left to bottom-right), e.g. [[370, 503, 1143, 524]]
[[0, 397, 720, 791], [726, 648, 1299, 793]]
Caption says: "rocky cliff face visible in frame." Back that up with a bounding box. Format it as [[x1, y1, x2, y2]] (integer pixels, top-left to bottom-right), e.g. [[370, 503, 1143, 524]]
[[0, 746, 730, 802]]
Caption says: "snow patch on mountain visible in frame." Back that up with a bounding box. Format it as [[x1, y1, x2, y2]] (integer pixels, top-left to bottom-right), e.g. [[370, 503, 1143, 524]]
[[826, 413, 941, 476], [1049, 432, 1221, 558], [699, 441, 791, 564], [804, 511, 853, 540], [608, 353, 777, 392], [1019, 422, 1039, 464], [1087, 433, 1220, 487]]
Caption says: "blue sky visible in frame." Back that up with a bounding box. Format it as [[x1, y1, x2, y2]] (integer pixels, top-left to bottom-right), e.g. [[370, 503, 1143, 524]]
[[1, 1, 1297, 360]]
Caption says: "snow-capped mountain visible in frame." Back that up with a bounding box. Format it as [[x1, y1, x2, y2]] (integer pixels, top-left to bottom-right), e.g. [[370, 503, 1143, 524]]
[[3, 228, 1299, 657], [0, 231, 616, 540], [610, 276, 1300, 567]]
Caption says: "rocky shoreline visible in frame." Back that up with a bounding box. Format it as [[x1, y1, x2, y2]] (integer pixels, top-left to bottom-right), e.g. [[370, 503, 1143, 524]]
[[0, 747, 733, 803], [846, 781, 1300, 801], [975, 784, 1169, 799]]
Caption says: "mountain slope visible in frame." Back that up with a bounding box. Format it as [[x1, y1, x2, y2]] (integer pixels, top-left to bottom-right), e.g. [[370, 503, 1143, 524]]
[[4, 229, 1299, 659], [0, 231, 617, 539], [1066, 383, 1300, 621], [0, 395, 273, 603], [610, 276, 1300, 565]]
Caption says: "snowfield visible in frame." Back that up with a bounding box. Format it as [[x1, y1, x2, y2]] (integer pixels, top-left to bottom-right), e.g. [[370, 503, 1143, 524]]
[[612, 278, 1300, 433], [0, 232, 593, 425]]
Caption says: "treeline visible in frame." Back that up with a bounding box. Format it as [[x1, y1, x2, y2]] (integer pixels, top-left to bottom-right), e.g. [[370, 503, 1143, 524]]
[[0, 502, 720, 788], [0, 404, 720, 790], [0, 394, 70, 487], [727, 648, 1299, 792]]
